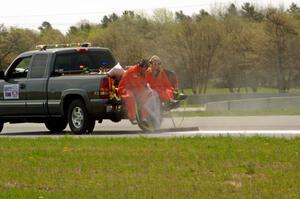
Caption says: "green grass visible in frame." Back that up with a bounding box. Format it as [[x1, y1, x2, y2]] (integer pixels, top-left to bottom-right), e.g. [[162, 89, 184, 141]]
[[0, 137, 300, 198]]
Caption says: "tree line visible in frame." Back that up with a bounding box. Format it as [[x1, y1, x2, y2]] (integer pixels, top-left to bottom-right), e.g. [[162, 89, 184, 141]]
[[0, 2, 300, 94]]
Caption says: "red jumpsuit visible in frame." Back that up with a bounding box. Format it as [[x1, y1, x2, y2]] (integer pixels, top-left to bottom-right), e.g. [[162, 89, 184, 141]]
[[146, 68, 174, 102], [118, 65, 148, 121]]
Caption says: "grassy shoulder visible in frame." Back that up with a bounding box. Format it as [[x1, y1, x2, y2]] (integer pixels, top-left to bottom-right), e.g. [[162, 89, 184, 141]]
[[0, 137, 300, 198]]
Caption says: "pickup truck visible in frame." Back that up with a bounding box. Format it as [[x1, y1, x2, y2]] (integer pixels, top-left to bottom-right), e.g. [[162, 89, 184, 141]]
[[0, 45, 124, 134]]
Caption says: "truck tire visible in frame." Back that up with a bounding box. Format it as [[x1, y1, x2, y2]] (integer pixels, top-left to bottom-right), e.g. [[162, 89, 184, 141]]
[[68, 99, 95, 134], [0, 121, 4, 133], [45, 118, 67, 133]]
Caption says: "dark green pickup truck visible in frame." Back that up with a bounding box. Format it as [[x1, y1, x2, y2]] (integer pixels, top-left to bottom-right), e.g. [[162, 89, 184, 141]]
[[0, 46, 124, 134]]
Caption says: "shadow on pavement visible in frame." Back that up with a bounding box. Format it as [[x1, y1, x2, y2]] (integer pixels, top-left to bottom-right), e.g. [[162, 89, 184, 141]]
[[0, 130, 142, 136]]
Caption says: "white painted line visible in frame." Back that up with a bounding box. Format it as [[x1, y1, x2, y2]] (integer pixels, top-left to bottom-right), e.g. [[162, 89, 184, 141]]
[[178, 130, 300, 134], [161, 130, 300, 138], [2, 130, 300, 138]]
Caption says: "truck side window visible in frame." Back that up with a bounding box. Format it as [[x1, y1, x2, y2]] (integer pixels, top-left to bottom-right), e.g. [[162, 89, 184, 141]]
[[9, 56, 32, 79], [54, 54, 72, 72], [30, 54, 48, 78]]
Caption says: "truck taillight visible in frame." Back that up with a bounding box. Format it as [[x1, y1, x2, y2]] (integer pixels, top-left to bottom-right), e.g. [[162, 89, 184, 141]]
[[99, 77, 112, 99], [76, 48, 88, 52]]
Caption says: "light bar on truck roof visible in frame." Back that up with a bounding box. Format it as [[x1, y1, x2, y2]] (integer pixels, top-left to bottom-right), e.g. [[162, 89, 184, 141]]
[[36, 42, 92, 51]]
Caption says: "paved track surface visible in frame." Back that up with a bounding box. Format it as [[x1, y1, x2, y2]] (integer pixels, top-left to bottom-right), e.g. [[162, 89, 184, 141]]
[[1, 116, 300, 138]]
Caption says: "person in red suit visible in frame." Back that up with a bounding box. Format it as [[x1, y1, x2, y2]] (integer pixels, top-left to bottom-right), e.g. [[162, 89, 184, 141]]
[[146, 55, 175, 102], [118, 59, 150, 124]]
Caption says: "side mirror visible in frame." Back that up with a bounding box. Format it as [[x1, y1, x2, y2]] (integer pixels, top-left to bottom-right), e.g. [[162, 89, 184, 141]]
[[0, 70, 4, 79]]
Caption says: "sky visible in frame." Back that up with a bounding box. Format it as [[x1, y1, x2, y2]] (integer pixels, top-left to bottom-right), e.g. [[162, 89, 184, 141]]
[[0, 0, 298, 33]]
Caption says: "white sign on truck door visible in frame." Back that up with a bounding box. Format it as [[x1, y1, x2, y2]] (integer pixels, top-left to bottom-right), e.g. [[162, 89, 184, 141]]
[[4, 84, 19, 99]]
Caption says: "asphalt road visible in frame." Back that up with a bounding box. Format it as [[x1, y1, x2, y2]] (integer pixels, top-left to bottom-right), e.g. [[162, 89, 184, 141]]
[[1, 116, 300, 138]]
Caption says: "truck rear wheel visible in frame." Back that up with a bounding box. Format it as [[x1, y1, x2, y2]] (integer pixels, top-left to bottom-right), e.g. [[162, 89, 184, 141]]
[[45, 118, 67, 133], [68, 99, 95, 134]]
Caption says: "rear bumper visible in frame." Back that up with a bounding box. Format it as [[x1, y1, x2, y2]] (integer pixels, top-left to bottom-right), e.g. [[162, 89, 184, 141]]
[[89, 99, 125, 119]]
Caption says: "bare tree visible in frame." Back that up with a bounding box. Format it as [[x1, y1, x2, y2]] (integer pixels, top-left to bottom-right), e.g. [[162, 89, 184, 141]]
[[162, 16, 221, 94], [264, 9, 298, 92]]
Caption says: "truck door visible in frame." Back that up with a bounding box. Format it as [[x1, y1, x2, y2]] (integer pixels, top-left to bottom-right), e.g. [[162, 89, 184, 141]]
[[0, 56, 31, 116], [26, 54, 49, 115]]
